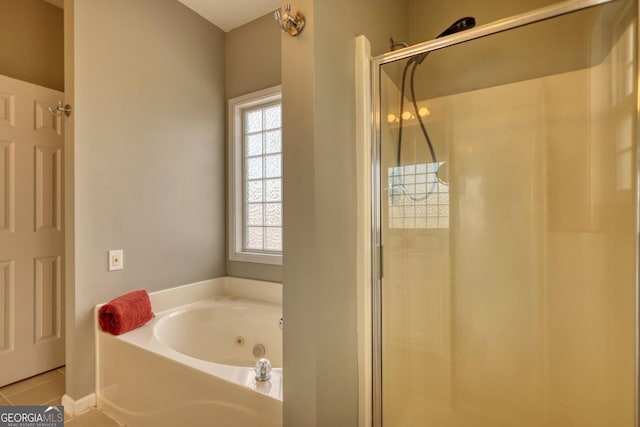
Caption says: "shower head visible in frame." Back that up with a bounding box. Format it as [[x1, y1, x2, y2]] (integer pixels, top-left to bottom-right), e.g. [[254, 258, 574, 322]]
[[436, 17, 476, 39], [396, 15, 476, 172], [413, 16, 476, 64]]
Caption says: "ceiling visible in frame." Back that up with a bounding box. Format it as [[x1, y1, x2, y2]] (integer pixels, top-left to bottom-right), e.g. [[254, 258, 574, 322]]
[[177, 0, 280, 32], [42, 0, 280, 32]]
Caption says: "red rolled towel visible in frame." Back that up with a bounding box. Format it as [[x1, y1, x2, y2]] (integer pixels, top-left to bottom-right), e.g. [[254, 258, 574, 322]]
[[98, 290, 154, 335]]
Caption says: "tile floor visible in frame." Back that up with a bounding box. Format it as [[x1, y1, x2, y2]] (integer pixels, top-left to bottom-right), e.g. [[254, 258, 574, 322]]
[[0, 367, 122, 426]]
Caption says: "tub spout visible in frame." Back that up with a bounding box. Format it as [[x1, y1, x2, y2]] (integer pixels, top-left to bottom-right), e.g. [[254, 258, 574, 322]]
[[254, 358, 272, 382]]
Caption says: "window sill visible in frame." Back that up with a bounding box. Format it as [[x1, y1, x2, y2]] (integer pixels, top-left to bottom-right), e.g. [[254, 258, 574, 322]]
[[229, 251, 283, 266]]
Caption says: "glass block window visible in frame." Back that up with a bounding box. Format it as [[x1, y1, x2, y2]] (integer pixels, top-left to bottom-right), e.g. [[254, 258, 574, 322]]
[[388, 162, 449, 229], [228, 86, 282, 265], [243, 103, 283, 253]]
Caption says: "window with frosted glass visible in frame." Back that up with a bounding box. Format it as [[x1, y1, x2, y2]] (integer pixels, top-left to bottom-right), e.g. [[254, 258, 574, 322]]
[[242, 103, 282, 253]]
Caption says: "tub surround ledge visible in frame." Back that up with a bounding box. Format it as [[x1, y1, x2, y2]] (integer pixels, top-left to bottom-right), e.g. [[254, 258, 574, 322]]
[[145, 276, 282, 313], [95, 276, 283, 427]]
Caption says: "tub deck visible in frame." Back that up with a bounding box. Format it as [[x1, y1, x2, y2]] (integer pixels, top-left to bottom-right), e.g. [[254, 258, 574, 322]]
[[96, 277, 282, 427]]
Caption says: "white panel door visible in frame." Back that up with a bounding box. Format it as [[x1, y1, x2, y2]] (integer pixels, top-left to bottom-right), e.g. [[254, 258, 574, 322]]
[[0, 74, 64, 386]]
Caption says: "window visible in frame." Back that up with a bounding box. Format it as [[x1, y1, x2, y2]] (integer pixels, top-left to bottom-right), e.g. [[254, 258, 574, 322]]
[[229, 86, 282, 265]]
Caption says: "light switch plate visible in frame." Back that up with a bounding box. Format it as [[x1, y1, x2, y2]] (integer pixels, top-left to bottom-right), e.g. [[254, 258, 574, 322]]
[[108, 249, 124, 271]]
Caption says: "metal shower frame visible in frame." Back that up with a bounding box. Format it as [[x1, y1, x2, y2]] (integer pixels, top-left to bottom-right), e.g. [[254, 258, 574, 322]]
[[369, 0, 640, 425]]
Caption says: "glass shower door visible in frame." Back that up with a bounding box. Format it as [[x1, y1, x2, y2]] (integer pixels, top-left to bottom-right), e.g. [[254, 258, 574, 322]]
[[376, 1, 638, 426]]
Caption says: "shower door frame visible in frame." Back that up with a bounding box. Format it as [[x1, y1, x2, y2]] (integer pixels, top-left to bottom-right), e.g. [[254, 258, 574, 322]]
[[369, 0, 640, 425]]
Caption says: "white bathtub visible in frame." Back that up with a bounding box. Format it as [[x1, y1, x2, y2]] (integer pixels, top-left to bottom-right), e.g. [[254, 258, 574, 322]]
[[96, 277, 283, 427]]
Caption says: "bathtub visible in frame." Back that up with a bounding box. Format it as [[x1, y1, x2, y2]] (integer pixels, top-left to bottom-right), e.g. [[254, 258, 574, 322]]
[[96, 277, 282, 427]]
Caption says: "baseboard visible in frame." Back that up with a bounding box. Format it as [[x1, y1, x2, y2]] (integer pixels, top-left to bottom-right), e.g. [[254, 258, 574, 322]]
[[62, 393, 96, 415]]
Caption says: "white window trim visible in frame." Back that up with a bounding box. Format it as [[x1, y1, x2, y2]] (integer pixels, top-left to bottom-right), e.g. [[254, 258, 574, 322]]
[[228, 85, 283, 265]]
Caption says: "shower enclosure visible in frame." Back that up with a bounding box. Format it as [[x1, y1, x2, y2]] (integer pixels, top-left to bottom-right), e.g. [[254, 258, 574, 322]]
[[371, 0, 639, 425]]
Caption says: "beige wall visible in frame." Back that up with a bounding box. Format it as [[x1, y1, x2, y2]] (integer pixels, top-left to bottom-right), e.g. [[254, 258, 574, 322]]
[[282, 0, 409, 425], [281, 0, 319, 422], [225, 13, 282, 282], [65, 0, 226, 399], [407, 0, 564, 46], [225, 13, 281, 100], [355, 0, 409, 56], [0, 0, 64, 91]]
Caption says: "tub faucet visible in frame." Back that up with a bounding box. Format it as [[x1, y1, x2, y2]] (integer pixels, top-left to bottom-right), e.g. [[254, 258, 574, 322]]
[[254, 358, 272, 382]]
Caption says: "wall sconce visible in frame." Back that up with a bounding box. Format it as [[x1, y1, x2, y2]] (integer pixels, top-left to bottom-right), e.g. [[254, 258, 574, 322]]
[[274, 3, 305, 36]]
